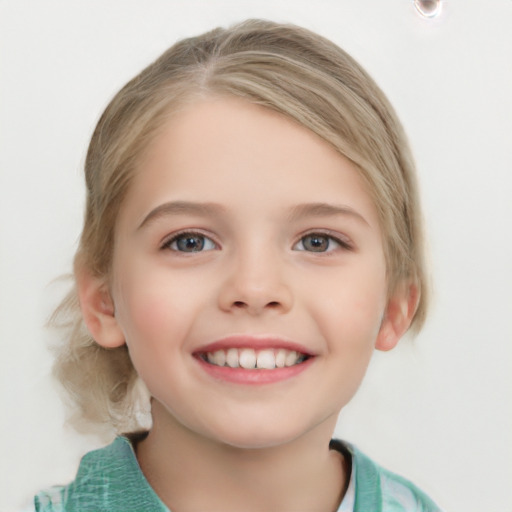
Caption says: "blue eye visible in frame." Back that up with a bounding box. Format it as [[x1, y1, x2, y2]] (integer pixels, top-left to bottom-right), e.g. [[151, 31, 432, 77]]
[[164, 232, 217, 252], [294, 233, 349, 253]]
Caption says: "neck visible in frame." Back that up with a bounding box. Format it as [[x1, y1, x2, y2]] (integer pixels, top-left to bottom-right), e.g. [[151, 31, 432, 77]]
[[136, 400, 347, 512]]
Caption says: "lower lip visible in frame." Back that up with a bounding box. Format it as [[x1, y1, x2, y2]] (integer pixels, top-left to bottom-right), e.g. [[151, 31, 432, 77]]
[[194, 356, 315, 385]]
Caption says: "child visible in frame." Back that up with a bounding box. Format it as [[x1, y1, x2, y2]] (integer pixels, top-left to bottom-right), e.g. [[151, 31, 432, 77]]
[[35, 19, 442, 512]]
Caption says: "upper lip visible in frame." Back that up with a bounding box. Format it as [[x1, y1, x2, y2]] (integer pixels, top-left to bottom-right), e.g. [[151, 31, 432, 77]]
[[194, 335, 316, 356]]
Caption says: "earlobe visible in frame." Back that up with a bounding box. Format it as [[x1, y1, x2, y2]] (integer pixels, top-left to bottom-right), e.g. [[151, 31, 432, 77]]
[[76, 266, 125, 348], [375, 282, 419, 352]]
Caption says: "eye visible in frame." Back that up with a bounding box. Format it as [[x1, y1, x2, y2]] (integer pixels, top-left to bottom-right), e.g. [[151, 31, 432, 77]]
[[162, 232, 217, 253], [293, 233, 350, 253]]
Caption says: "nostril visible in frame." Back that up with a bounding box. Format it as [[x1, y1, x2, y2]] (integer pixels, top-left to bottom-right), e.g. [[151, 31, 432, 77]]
[[231, 300, 281, 310]]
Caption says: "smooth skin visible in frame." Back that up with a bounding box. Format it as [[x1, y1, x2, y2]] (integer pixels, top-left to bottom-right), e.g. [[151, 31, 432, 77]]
[[78, 97, 416, 512]]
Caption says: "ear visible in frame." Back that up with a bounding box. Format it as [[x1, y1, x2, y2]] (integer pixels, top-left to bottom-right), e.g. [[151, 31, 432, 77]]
[[76, 266, 125, 348], [375, 281, 419, 352]]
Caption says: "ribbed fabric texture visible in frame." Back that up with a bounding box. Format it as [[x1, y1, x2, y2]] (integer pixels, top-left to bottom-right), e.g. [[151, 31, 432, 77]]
[[35, 437, 167, 512]]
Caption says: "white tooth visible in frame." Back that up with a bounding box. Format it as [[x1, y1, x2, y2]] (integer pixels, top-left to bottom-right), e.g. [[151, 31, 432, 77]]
[[275, 349, 287, 368], [257, 350, 276, 369], [226, 348, 239, 368], [285, 350, 299, 367], [207, 352, 216, 364], [239, 349, 256, 369], [211, 350, 226, 367]]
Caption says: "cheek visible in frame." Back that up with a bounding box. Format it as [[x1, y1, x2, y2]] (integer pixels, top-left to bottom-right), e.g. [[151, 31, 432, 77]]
[[111, 280, 197, 390], [126, 296, 170, 341], [311, 262, 388, 349], [112, 266, 204, 351]]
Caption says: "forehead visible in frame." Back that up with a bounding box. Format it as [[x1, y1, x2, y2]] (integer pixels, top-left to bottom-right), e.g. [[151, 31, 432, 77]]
[[120, 96, 380, 229]]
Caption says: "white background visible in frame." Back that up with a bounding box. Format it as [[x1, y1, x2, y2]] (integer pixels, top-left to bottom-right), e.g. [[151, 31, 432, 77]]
[[1, 1, 511, 511]]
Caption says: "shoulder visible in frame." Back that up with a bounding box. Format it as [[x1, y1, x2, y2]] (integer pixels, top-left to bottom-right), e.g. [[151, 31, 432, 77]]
[[34, 486, 67, 512], [33, 436, 168, 512], [335, 441, 443, 512], [377, 465, 442, 512]]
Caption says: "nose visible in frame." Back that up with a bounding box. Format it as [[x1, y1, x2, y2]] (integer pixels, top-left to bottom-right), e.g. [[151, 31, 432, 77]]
[[217, 246, 293, 316]]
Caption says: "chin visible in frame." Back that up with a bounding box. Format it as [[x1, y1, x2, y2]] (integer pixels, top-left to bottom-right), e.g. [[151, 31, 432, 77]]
[[152, 396, 337, 452], [217, 433, 299, 451], [201, 418, 322, 451]]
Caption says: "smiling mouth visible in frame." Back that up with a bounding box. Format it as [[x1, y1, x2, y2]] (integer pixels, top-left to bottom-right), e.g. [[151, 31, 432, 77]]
[[198, 348, 310, 370]]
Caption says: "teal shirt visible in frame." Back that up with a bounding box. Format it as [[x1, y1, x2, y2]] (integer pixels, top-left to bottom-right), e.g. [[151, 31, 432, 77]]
[[34, 437, 442, 512]]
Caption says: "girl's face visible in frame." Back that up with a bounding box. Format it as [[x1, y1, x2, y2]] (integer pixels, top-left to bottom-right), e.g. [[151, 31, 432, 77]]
[[108, 96, 401, 448]]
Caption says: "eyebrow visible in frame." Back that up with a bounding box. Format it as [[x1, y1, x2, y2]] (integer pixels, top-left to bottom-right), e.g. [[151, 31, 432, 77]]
[[137, 200, 369, 230], [288, 203, 370, 226], [137, 201, 226, 230]]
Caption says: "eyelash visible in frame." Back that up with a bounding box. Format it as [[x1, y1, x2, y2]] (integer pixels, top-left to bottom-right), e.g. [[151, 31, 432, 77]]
[[293, 231, 353, 253], [160, 230, 353, 254], [160, 230, 218, 253]]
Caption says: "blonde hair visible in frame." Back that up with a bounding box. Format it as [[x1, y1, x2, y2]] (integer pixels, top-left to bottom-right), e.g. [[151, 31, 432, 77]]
[[53, 19, 428, 434]]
